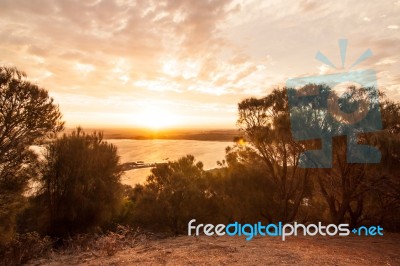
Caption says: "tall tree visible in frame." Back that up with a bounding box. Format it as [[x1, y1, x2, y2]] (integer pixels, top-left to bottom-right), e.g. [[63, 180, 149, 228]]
[[237, 88, 311, 222], [40, 128, 123, 237], [317, 98, 400, 228], [0, 66, 63, 244], [289, 85, 399, 228]]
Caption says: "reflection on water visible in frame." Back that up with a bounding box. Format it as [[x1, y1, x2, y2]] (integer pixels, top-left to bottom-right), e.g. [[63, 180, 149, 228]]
[[121, 168, 152, 187], [108, 139, 232, 187]]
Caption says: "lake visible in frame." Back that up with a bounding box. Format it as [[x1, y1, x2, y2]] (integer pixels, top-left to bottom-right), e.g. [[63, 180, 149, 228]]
[[108, 139, 232, 187]]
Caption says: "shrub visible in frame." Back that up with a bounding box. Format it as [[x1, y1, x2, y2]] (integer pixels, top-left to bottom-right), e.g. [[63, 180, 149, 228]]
[[0, 232, 52, 265]]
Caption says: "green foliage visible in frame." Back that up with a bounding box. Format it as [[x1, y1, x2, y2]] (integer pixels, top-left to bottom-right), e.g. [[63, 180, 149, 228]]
[[39, 128, 123, 237], [210, 144, 278, 223], [0, 66, 64, 244], [111, 89, 400, 233], [125, 155, 219, 234], [237, 88, 312, 222], [235, 87, 399, 228], [313, 96, 400, 228], [359, 99, 400, 230], [0, 64, 398, 247]]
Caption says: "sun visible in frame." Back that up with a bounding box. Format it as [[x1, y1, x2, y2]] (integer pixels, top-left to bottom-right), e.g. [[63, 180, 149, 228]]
[[134, 106, 181, 129]]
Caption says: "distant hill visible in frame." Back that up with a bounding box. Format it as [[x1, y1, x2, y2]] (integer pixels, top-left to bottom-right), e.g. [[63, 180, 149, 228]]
[[63, 128, 241, 142]]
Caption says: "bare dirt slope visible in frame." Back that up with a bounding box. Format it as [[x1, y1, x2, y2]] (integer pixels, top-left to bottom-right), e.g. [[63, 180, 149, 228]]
[[30, 234, 400, 266]]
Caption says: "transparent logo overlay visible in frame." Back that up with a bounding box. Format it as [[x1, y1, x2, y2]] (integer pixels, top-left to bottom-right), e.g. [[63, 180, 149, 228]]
[[286, 39, 382, 168]]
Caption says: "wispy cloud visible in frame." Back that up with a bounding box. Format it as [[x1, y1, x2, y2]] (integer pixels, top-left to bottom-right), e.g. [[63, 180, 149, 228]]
[[0, 0, 398, 128], [387, 25, 399, 29]]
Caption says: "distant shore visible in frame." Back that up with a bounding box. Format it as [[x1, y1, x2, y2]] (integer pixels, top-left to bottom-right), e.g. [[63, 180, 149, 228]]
[[63, 128, 241, 142], [121, 161, 167, 171]]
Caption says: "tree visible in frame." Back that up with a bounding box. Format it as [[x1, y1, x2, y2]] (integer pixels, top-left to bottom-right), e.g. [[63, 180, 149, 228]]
[[364, 98, 400, 231], [211, 142, 279, 223], [288, 84, 399, 228], [237, 88, 312, 223], [40, 128, 123, 237], [0, 66, 63, 244], [129, 155, 218, 234], [317, 98, 400, 228]]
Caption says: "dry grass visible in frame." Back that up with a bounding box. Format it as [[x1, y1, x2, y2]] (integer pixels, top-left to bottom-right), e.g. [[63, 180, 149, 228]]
[[0, 232, 53, 265], [1, 226, 164, 265], [29, 232, 400, 265]]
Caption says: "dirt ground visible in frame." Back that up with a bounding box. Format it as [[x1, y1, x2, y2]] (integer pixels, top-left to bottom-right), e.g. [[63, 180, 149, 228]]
[[30, 233, 400, 266]]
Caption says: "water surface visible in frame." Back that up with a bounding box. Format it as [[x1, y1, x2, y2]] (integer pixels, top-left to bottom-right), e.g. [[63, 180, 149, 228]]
[[108, 139, 232, 186]]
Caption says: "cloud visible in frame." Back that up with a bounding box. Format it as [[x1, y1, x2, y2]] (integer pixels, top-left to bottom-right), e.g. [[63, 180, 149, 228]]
[[0, 0, 398, 128], [376, 58, 397, 66]]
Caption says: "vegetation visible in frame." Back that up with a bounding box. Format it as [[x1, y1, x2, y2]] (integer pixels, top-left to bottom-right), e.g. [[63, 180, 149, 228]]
[[122, 87, 399, 233], [0, 66, 63, 245], [38, 128, 124, 237], [0, 66, 399, 264], [236, 89, 312, 223], [121, 155, 219, 234]]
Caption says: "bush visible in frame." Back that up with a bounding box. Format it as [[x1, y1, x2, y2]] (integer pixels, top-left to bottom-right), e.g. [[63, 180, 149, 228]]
[[0, 232, 52, 265], [126, 155, 220, 234], [0, 66, 63, 244], [39, 128, 124, 237]]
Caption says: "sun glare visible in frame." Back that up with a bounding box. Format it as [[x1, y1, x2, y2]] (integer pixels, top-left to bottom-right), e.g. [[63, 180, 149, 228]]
[[134, 107, 181, 129]]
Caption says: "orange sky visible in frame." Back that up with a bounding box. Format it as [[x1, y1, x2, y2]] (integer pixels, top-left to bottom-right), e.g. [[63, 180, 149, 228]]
[[0, 0, 399, 129]]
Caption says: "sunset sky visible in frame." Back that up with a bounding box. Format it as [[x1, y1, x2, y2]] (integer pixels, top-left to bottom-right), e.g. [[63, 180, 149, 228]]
[[0, 0, 399, 129]]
